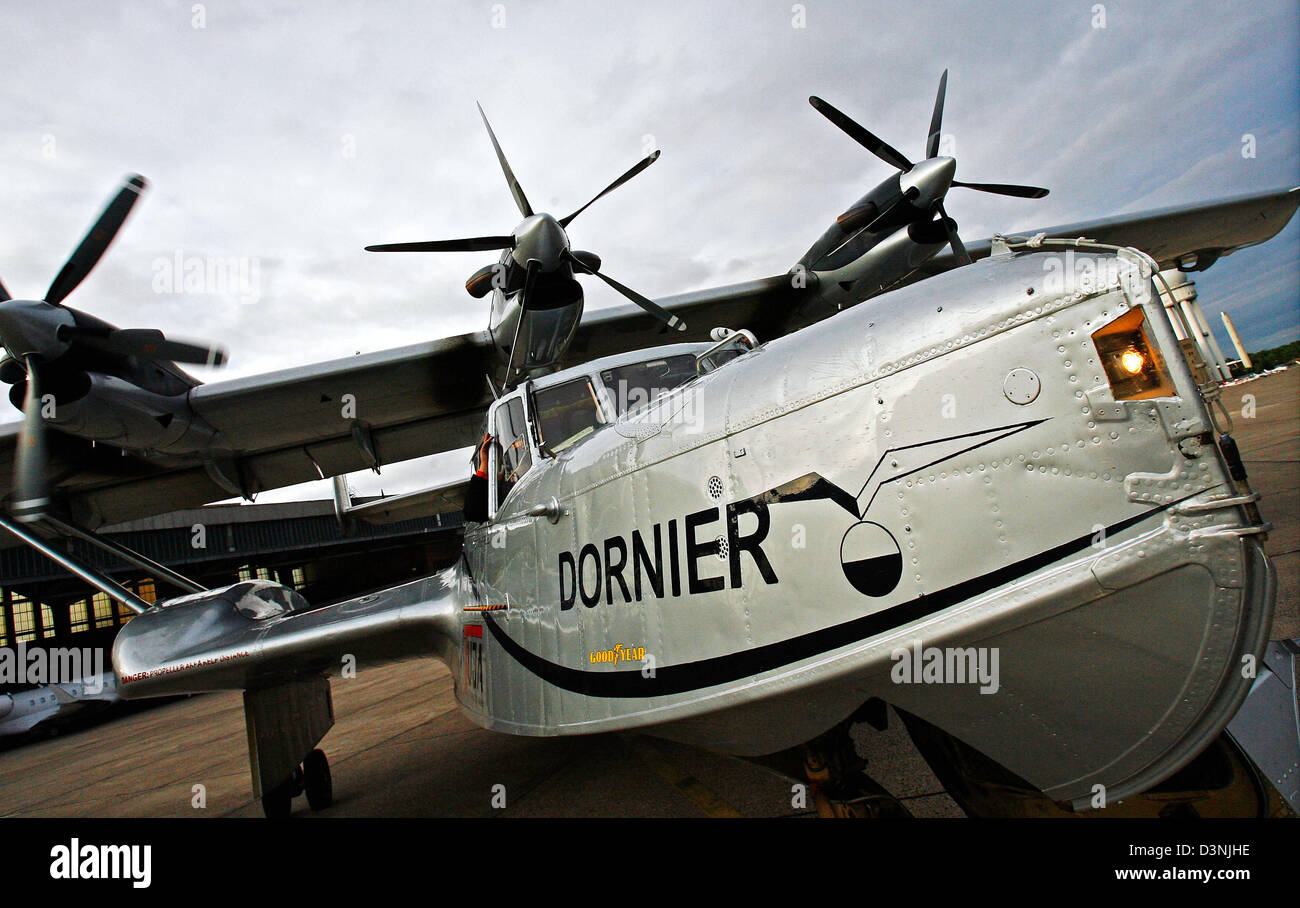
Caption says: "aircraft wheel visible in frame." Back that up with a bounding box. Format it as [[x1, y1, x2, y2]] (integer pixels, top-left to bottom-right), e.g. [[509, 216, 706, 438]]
[[304, 748, 333, 811], [261, 779, 294, 819]]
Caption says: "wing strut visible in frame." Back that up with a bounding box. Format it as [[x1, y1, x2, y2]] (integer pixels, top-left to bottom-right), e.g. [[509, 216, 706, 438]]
[[0, 514, 152, 614], [0, 511, 207, 615]]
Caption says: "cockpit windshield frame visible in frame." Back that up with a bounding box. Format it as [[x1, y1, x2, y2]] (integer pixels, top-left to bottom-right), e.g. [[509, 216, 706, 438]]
[[485, 342, 750, 477]]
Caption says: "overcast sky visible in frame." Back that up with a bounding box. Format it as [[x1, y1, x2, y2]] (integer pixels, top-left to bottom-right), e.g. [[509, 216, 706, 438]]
[[1, 0, 1297, 501]]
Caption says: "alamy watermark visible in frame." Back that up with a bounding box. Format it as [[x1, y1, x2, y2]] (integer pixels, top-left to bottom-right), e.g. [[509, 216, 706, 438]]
[[49, 838, 150, 888], [890, 640, 1000, 694], [152, 249, 262, 304], [0, 643, 106, 693], [597, 380, 705, 435]]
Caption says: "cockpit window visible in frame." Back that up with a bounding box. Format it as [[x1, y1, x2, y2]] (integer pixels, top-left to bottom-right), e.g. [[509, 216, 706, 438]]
[[535, 378, 608, 453], [493, 397, 532, 485], [696, 342, 750, 374], [598, 354, 697, 417]]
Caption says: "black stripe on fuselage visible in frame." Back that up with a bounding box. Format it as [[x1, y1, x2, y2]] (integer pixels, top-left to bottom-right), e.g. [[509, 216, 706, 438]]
[[483, 503, 1179, 699]]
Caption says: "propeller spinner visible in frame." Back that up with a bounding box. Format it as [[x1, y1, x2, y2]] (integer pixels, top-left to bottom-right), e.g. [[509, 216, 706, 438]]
[[367, 104, 684, 333]]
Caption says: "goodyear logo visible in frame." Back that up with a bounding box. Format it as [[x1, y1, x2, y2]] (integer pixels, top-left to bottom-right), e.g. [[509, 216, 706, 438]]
[[589, 644, 647, 664]]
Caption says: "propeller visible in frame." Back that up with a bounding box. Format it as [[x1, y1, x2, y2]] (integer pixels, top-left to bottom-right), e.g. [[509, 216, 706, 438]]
[[12, 355, 48, 521], [935, 201, 970, 265], [365, 235, 516, 254], [502, 260, 542, 381], [925, 70, 947, 160], [808, 96, 912, 172], [56, 326, 228, 366], [45, 174, 147, 305], [478, 102, 533, 219], [950, 180, 1048, 199], [563, 250, 685, 331], [559, 150, 661, 229], [367, 104, 683, 333], [810, 70, 1048, 263], [0, 175, 228, 368], [0, 174, 229, 520]]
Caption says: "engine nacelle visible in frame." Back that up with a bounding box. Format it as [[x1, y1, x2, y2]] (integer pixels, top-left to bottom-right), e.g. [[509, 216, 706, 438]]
[[38, 372, 215, 454], [811, 226, 948, 309]]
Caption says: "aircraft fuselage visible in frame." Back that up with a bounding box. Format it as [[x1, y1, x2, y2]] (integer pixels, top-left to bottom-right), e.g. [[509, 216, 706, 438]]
[[457, 247, 1272, 806], [113, 246, 1274, 809]]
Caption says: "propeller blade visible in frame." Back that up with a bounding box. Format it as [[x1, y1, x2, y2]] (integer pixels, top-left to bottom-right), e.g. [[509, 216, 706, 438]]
[[926, 69, 948, 160], [59, 326, 227, 366], [935, 201, 971, 265], [149, 337, 229, 367], [808, 96, 913, 172], [559, 149, 661, 229], [502, 260, 541, 381], [519, 258, 541, 309], [564, 251, 686, 332], [45, 174, 148, 305], [365, 236, 516, 253], [13, 355, 49, 521], [477, 102, 533, 219], [0, 277, 10, 303], [952, 180, 1049, 199]]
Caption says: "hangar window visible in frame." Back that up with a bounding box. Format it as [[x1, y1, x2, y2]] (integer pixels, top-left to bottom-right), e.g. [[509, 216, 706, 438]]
[[10, 593, 35, 643], [92, 592, 115, 629], [41, 604, 55, 639], [70, 600, 90, 634]]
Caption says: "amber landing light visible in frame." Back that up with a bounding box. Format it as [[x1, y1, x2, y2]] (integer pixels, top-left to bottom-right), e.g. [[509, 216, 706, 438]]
[[1091, 308, 1175, 401], [1120, 348, 1146, 375]]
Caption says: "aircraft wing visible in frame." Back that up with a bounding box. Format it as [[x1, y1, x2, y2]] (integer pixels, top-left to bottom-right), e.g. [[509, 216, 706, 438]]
[[0, 333, 497, 530], [2, 189, 1295, 531], [0, 277, 807, 531], [340, 472, 471, 526], [907, 186, 1300, 281], [574, 187, 1300, 354]]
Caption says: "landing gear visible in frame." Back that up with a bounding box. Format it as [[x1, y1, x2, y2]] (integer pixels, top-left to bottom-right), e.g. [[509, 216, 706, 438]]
[[304, 748, 333, 811], [261, 770, 298, 819], [259, 750, 333, 818], [740, 702, 910, 818], [801, 718, 911, 818]]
